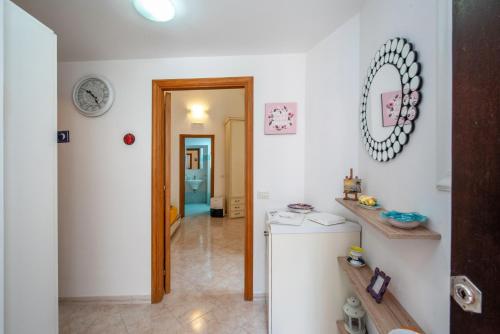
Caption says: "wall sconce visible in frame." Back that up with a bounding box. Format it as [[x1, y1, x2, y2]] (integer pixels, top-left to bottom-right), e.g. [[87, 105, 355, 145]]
[[189, 104, 208, 124]]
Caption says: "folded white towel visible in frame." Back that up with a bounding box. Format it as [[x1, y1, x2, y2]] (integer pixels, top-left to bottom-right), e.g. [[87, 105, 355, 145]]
[[277, 211, 295, 219], [305, 212, 346, 226], [268, 211, 304, 226]]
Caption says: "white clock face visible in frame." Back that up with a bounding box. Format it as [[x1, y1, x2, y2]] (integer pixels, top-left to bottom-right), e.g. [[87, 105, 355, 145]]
[[73, 75, 114, 117]]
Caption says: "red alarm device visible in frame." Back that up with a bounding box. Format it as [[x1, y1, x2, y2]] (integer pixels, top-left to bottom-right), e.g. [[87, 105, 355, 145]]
[[123, 133, 135, 145]]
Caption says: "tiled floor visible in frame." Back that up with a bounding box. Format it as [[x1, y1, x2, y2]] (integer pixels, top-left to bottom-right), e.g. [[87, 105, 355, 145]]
[[184, 203, 210, 217], [59, 214, 267, 334]]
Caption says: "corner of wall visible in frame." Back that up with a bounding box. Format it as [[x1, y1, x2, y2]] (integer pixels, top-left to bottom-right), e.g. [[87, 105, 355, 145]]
[[0, 1, 5, 332], [304, 13, 361, 212]]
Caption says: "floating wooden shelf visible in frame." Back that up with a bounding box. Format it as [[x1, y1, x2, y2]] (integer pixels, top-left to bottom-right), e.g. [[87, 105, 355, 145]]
[[336, 320, 349, 334], [338, 257, 424, 334], [335, 198, 441, 240]]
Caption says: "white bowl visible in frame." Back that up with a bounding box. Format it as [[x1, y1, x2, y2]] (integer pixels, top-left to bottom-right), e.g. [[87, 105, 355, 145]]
[[387, 219, 421, 229], [388, 329, 421, 334]]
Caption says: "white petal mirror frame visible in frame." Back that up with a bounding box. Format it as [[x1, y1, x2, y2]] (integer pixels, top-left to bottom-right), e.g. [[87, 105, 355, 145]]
[[360, 37, 423, 162]]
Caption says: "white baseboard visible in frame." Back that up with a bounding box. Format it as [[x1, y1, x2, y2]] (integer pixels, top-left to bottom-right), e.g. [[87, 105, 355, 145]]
[[60, 292, 264, 304], [59, 295, 151, 304], [253, 292, 267, 302], [170, 217, 182, 236]]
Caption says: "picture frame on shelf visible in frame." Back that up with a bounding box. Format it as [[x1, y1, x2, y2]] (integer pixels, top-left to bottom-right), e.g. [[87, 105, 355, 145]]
[[366, 267, 391, 303]]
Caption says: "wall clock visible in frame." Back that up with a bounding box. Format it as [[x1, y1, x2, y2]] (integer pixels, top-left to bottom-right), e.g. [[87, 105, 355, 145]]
[[72, 75, 114, 117]]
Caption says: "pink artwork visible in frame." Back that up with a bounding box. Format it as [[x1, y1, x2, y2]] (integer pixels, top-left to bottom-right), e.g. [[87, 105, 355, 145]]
[[265, 102, 297, 135], [381, 91, 402, 127]]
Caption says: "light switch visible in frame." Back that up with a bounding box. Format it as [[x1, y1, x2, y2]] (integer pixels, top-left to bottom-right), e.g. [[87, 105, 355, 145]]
[[57, 130, 70, 143], [257, 191, 270, 199]]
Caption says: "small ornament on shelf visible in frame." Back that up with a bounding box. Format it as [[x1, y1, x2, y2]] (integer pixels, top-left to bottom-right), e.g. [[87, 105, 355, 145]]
[[343, 168, 362, 201], [343, 296, 367, 334], [347, 246, 366, 268], [358, 195, 381, 210]]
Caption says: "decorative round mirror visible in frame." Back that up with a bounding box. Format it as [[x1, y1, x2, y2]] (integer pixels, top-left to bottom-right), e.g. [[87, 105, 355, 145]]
[[360, 37, 422, 162]]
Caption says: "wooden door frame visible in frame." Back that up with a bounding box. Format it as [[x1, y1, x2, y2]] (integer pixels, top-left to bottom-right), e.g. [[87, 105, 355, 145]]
[[151, 77, 254, 303], [179, 134, 215, 218]]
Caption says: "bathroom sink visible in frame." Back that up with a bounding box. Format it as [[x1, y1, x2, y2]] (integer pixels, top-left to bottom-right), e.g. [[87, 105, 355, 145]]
[[186, 179, 203, 191]]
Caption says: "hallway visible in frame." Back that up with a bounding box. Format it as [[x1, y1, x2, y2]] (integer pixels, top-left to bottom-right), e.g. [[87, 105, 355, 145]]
[[184, 204, 211, 217], [59, 214, 266, 333]]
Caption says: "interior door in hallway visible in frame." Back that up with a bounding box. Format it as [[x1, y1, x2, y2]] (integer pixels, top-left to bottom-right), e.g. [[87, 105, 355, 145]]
[[164, 92, 172, 294], [451, 0, 500, 332], [179, 134, 215, 218]]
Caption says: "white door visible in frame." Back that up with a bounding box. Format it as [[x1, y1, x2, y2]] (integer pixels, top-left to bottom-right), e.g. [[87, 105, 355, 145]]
[[4, 1, 58, 333]]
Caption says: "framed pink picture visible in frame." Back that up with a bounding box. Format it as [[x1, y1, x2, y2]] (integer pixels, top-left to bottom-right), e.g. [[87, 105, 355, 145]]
[[380, 91, 402, 127], [265, 102, 297, 135]]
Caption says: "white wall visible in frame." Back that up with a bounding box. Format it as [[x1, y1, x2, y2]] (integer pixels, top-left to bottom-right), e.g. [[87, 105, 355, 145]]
[[4, 1, 58, 333], [0, 1, 4, 332], [57, 5, 451, 331], [358, 1, 451, 333], [436, 0, 453, 189], [305, 1, 451, 333], [305, 15, 360, 212], [170, 89, 245, 209], [58, 54, 306, 297]]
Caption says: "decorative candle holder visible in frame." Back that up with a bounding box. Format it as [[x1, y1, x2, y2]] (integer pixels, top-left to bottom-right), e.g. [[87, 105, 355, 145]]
[[347, 246, 366, 268], [343, 296, 367, 334]]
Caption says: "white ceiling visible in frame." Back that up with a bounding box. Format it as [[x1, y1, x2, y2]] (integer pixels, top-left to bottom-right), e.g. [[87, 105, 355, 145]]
[[13, 0, 362, 62]]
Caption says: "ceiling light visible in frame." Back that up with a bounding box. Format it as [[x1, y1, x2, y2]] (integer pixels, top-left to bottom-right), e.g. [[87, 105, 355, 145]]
[[132, 0, 176, 22]]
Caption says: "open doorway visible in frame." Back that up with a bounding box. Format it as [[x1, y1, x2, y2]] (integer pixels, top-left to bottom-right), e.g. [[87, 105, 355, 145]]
[[151, 77, 254, 303], [179, 135, 215, 217]]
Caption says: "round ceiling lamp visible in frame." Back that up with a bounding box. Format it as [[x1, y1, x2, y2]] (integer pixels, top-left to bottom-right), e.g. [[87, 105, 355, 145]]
[[132, 0, 176, 22]]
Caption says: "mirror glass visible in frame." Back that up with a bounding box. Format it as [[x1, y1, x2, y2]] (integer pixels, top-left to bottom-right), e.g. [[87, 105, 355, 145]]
[[186, 148, 200, 169], [366, 64, 402, 142], [360, 37, 422, 162]]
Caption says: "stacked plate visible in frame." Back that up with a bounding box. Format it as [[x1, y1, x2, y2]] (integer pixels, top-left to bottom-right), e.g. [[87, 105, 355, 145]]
[[287, 203, 314, 214]]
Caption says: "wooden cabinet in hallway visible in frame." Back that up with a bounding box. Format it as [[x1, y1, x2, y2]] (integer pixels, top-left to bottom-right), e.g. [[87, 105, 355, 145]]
[[224, 118, 245, 218]]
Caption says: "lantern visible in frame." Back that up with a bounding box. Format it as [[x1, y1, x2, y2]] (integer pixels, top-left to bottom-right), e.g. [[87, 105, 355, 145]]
[[343, 296, 366, 334]]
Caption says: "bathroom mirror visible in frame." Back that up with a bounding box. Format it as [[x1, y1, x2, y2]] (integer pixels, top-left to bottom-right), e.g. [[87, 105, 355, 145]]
[[360, 37, 422, 162], [186, 148, 200, 169]]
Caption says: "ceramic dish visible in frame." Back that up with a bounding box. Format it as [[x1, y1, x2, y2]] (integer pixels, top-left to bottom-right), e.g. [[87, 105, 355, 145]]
[[388, 329, 421, 334], [288, 203, 314, 210], [387, 219, 420, 229], [288, 203, 314, 213], [358, 203, 382, 210], [347, 256, 366, 268], [349, 246, 364, 259], [380, 211, 427, 230]]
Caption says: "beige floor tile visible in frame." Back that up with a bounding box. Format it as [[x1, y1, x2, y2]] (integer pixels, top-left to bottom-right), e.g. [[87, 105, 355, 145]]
[[59, 304, 103, 334], [177, 311, 246, 334], [60, 214, 267, 333], [85, 307, 127, 334]]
